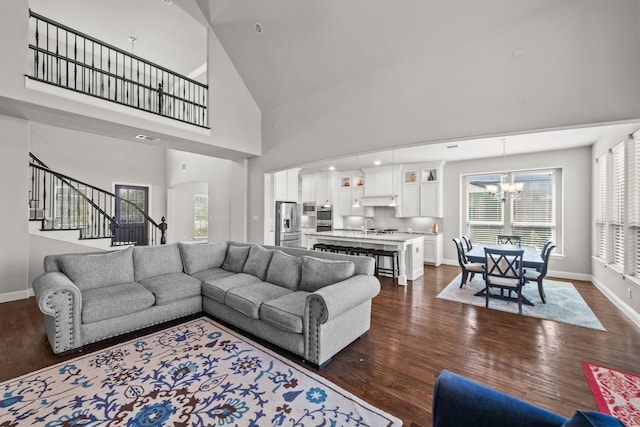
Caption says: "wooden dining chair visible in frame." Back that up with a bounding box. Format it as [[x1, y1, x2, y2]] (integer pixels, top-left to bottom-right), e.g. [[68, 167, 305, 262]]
[[461, 235, 473, 251], [497, 235, 521, 246], [524, 241, 556, 303], [484, 247, 526, 314], [453, 238, 484, 287]]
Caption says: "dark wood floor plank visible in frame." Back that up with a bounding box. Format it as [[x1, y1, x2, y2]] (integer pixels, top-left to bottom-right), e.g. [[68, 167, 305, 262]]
[[1, 264, 639, 426]]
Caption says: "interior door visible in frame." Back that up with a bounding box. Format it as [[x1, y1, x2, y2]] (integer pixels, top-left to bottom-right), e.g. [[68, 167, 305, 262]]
[[114, 184, 149, 245]]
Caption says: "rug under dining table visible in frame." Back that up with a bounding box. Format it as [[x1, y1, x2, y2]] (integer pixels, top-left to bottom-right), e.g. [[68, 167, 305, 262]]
[[437, 274, 605, 331]]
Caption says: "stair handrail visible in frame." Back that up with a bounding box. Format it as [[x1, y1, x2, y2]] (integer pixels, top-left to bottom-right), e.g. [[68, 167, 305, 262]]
[[29, 152, 166, 241]]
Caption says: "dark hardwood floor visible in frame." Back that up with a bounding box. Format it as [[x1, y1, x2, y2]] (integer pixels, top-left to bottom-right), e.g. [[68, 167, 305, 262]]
[[1, 264, 639, 426]]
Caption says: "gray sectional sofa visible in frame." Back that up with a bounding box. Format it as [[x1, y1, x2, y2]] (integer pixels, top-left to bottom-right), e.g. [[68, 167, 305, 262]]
[[32, 241, 380, 367]]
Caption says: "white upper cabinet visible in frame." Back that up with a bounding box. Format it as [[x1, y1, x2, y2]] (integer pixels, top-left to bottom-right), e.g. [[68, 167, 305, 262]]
[[301, 174, 315, 203], [335, 171, 365, 216], [398, 161, 444, 218], [363, 166, 393, 197], [274, 168, 300, 202]]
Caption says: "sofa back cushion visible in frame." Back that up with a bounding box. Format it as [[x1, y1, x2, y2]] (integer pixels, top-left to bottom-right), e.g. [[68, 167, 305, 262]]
[[300, 256, 356, 292], [221, 245, 251, 273], [266, 250, 302, 290], [59, 247, 134, 291], [133, 243, 183, 281], [179, 241, 228, 274], [243, 244, 275, 280]]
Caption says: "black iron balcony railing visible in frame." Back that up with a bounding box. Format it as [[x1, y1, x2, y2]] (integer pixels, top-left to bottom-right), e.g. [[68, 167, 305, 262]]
[[27, 10, 209, 128]]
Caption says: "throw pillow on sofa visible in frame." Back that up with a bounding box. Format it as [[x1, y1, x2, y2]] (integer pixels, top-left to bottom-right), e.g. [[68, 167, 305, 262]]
[[266, 250, 302, 290], [59, 247, 134, 291], [243, 244, 275, 280], [222, 245, 251, 273], [179, 241, 228, 274], [300, 256, 356, 292]]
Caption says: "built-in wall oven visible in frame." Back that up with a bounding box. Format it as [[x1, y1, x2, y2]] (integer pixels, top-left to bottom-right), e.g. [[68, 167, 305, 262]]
[[316, 206, 332, 232]]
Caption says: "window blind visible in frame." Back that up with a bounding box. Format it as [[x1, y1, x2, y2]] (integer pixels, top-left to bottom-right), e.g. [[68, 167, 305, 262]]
[[512, 171, 554, 250], [632, 131, 640, 276], [466, 175, 504, 243], [611, 141, 625, 269], [596, 155, 607, 260]]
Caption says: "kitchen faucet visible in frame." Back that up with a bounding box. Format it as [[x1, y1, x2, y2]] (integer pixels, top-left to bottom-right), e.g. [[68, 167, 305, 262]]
[[363, 219, 375, 234]]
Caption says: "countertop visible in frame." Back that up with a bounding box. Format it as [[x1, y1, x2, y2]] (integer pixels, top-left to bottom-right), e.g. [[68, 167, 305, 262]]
[[304, 230, 426, 243]]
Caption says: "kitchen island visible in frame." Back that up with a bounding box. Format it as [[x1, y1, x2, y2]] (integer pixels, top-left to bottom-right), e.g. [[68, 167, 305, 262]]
[[304, 230, 424, 285]]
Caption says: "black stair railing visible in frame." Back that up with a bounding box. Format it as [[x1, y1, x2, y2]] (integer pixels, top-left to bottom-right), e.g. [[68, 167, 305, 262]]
[[27, 9, 209, 129], [29, 153, 166, 246]]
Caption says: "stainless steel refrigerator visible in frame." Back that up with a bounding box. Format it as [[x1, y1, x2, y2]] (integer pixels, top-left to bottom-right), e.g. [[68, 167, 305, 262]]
[[275, 201, 302, 247]]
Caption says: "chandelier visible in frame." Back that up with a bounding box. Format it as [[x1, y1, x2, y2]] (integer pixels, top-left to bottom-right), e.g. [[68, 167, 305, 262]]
[[485, 139, 524, 201]]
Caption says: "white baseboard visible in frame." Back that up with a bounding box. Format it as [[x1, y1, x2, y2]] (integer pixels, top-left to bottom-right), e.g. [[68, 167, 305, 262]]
[[0, 288, 34, 303], [592, 276, 640, 330]]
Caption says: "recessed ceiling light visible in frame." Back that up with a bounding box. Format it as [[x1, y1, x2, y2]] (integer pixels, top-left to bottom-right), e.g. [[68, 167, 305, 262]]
[[255, 23, 263, 34], [374, 160, 382, 166], [328, 166, 335, 171], [446, 144, 460, 149], [135, 134, 160, 142]]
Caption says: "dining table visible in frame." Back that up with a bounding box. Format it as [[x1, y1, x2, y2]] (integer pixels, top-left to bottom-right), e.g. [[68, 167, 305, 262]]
[[464, 243, 544, 306]]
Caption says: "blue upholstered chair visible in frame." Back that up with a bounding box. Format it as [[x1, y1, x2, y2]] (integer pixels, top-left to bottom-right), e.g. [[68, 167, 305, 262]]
[[453, 238, 483, 288], [461, 235, 473, 251], [497, 234, 521, 246], [525, 241, 556, 303], [484, 247, 525, 314], [432, 370, 625, 427]]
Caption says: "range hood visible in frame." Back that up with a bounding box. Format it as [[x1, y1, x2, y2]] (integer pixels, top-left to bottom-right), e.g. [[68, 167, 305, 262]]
[[362, 196, 397, 206]]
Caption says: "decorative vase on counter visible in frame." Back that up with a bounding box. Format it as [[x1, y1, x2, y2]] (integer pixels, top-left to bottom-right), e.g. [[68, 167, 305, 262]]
[[431, 223, 438, 233]]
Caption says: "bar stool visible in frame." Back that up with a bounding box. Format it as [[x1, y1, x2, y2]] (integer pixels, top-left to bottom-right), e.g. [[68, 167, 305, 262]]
[[313, 243, 329, 252], [350, 247, 373, 257], [372, 249, 399, 282], [331, 245, 351, 254]]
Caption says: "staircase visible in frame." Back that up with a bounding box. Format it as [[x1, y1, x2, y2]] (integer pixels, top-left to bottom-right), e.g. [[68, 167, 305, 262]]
[[29, 152, 166, 246]]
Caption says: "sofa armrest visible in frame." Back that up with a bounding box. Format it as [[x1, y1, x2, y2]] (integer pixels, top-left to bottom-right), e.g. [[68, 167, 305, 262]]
[[432, 370, 566, 427], [32, 272, 83, 353], [305, 274, 380, 324]]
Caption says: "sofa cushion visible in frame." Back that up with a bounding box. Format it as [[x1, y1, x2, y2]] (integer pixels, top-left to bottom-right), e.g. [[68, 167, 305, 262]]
[[133, 243, 183, 281], [192, 267, 235, 283], [60, 247, 134, 291], [562, 411, 625, 427], [138, 272, 202, 306], [300, 256, 356, 292], [81, 282, 155, 324], [201, 273, 263, 304], [266, 250, 302, 290], [221, 245, 251, 273], [179, 241, 228, 274], [226, 282, 292, 319], [243, 245, 275, 280], [260, 291, 310, 333]]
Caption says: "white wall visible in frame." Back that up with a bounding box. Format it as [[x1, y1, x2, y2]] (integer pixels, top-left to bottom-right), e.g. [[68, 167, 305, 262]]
[[167, 181, 208, 242], [247, 0, 640, 244], [0, 116, 29, 301], [166, 149, 244, 243], [591, 125, 640, 325], [443, 146, 591, 277]]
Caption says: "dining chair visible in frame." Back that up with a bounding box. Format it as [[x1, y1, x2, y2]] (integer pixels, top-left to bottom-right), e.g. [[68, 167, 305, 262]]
[[453, 238, 484, 288], [497, 235, 521, 246], [484, 247, 526, 314], [524, 241, 556, 303], [461, 235, 473, 251]]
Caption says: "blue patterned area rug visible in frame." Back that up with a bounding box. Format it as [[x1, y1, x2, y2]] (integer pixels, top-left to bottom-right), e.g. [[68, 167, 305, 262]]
[[0, 317, 401, 426], [437, 274, 605, 331]]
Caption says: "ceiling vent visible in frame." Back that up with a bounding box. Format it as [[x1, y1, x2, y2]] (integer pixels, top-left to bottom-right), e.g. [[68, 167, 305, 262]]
[[135, 134, 160, 142]]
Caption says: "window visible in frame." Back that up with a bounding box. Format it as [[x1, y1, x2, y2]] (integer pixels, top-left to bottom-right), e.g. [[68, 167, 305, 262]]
[[631, 131, 640, 276], [55, 184, 89, 228], [466, 170, 558, 251], [595, 155, 607, 260], [610, 142, 625, 270], [194, 194, 208, 239]]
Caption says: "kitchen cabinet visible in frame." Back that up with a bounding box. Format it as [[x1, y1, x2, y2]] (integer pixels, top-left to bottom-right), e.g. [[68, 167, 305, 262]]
[[301, 174, 315, 203], [400, 168, 420, 217], [363, 166, 393, 197], [300, 172, 338, 207], [335, 171, 365, 217], [274, 168, 300, 202], [397, 162, 444, 218], [423, 233, 443, 266]]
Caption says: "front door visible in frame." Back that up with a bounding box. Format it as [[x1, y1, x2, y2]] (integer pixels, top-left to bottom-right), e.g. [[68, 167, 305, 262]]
[[114, 184, 149, 245]]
